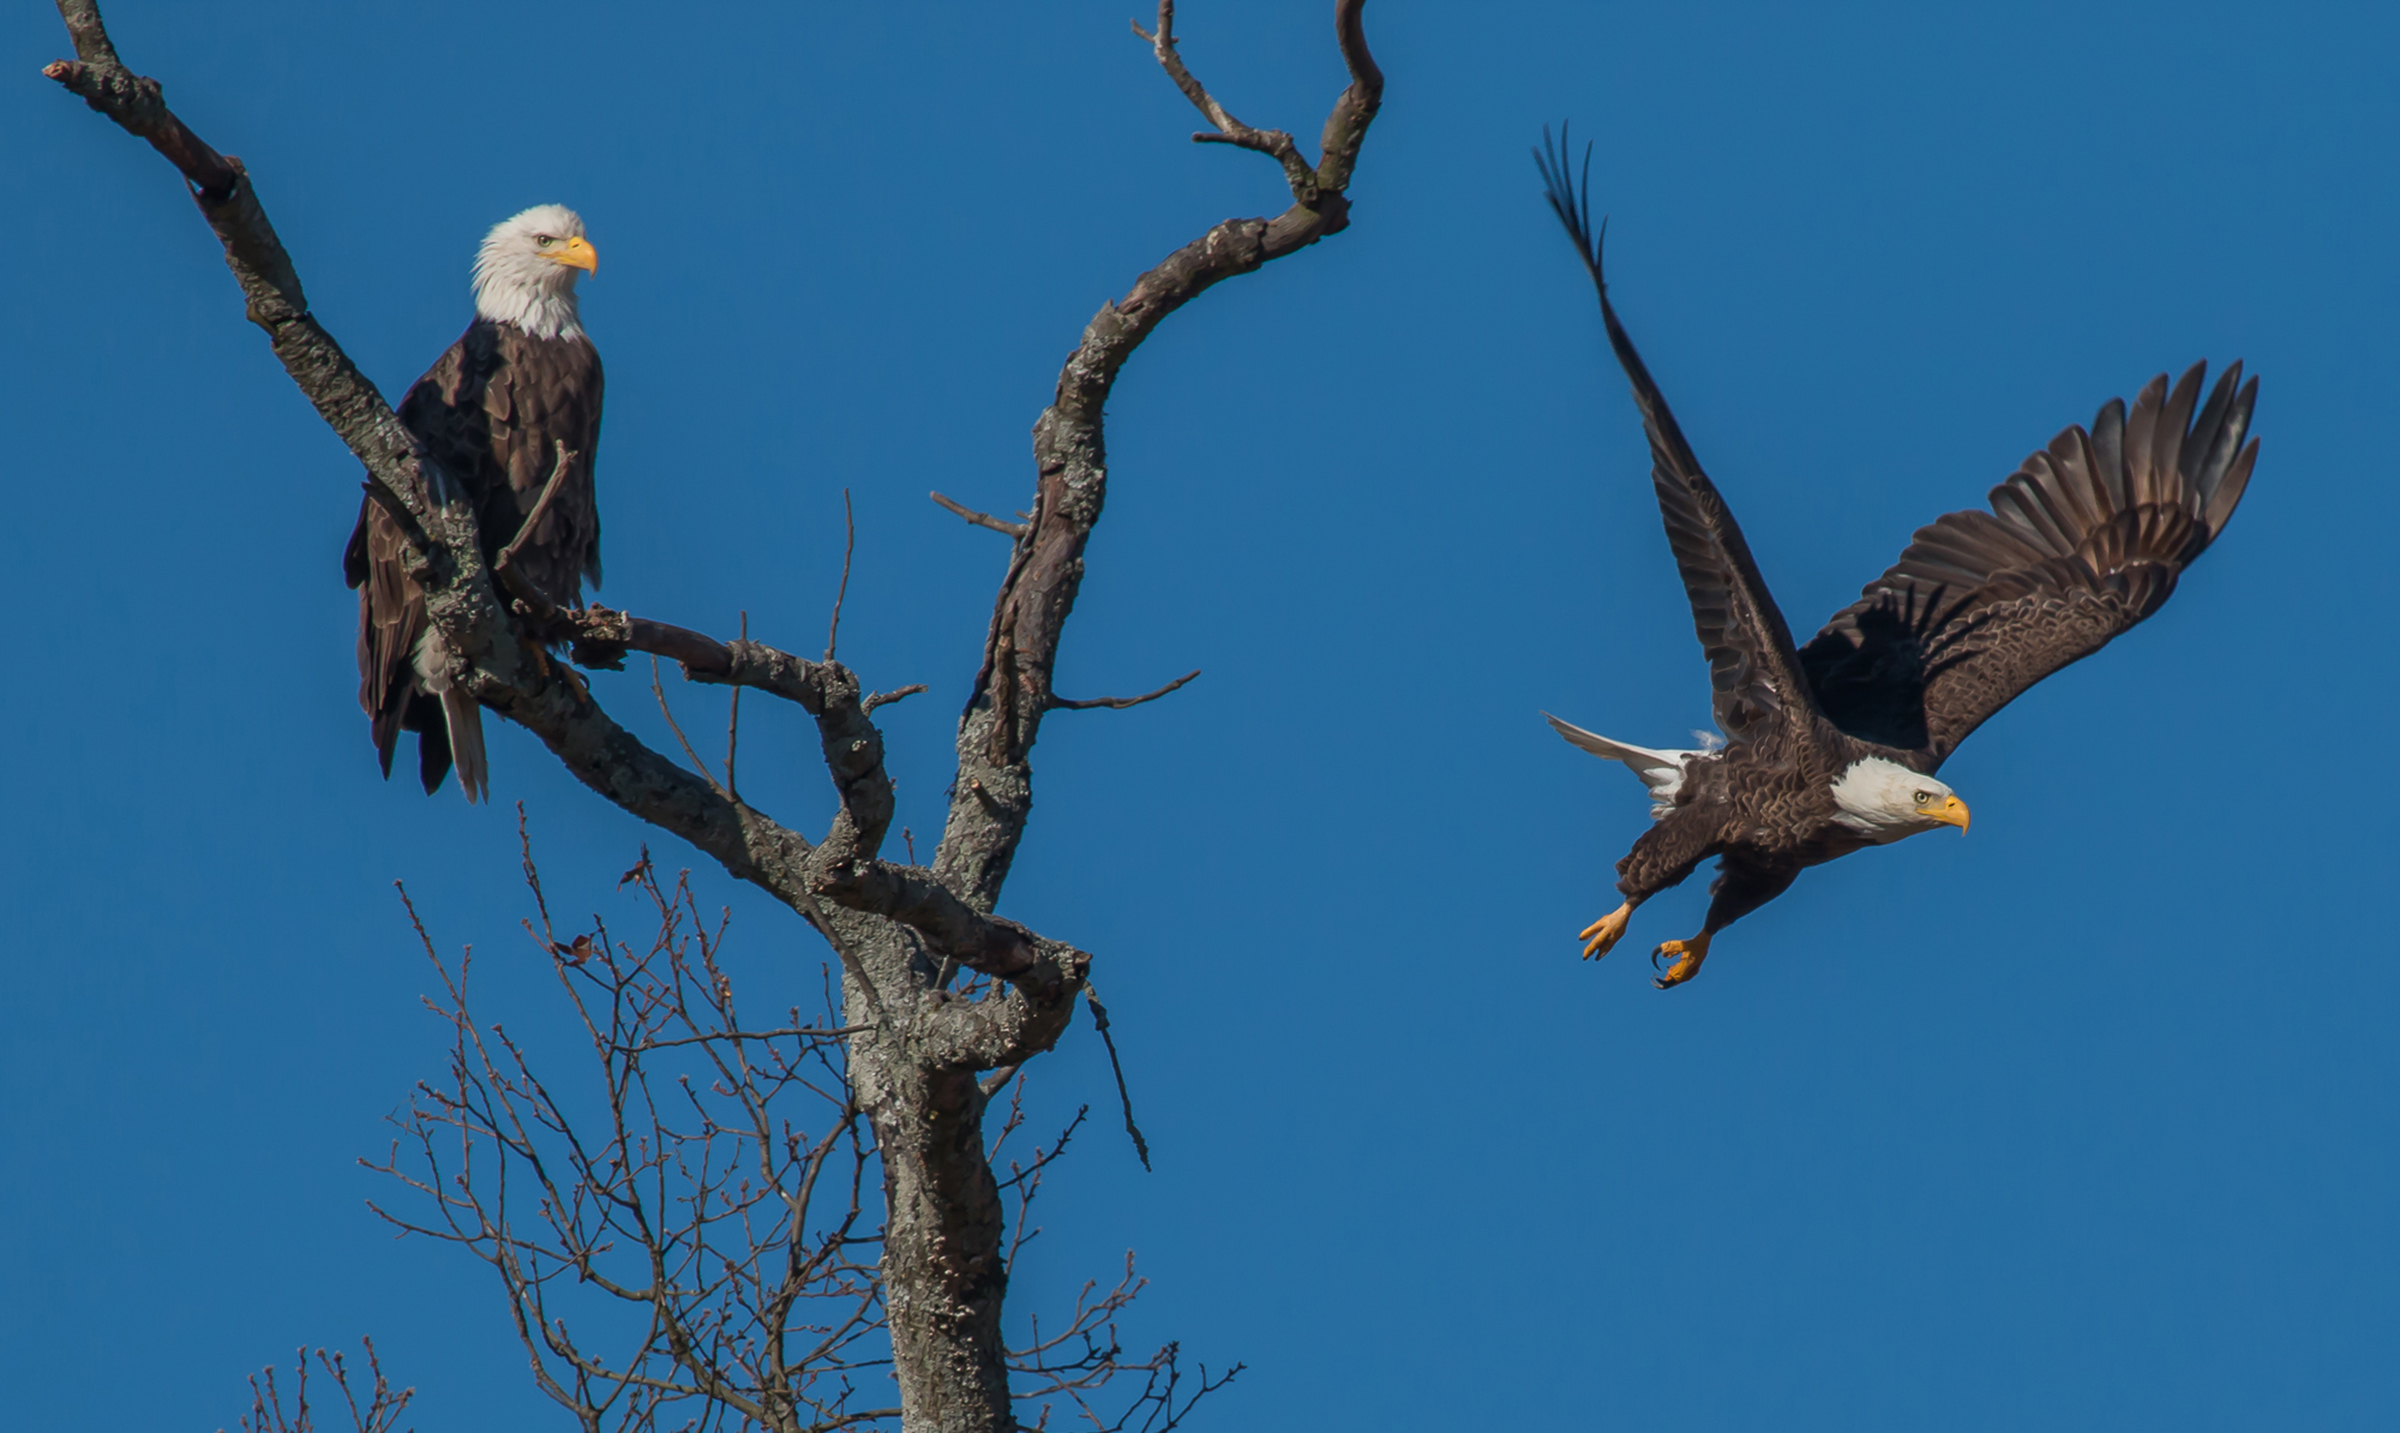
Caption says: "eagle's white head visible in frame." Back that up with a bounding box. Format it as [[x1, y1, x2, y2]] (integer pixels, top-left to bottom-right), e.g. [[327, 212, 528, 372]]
[[472, 204, 596, 341], [1829, 757, 1971, 843]]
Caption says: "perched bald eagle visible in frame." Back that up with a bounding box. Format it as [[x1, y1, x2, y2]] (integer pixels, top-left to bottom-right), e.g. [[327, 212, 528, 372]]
[[1535, 142, 2257, 989], [342, 204, 604, 801]]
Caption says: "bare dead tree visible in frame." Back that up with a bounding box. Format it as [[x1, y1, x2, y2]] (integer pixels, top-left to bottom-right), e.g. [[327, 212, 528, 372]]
[[46, 1, 1380, 1428]]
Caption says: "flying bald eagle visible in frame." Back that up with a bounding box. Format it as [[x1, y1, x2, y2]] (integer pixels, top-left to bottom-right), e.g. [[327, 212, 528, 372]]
[[342, 204, 604, 801], [1535, 140, 2257, 989]]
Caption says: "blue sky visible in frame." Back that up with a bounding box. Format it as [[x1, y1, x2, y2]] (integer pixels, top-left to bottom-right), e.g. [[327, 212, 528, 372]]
[[7, 1, 2397, 1427]]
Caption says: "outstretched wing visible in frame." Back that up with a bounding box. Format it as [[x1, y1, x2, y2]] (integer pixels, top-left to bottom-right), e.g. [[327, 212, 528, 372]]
[[1800, 363, 2258, 768], [1537, 129, 1815, 747]]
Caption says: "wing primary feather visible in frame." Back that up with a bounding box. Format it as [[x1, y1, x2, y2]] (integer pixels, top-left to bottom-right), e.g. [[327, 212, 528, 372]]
[[2123, 373, 2169, 507], [2149, 362, 2206, 504], [1537, 133, 1816, 746], [2092, 396, 2129, 513], [2183, 361, 2236, 492], [2070, 428, 2113, 521], [2201, 435, 2259, 536], [2190, 366, 2254, 507], [1534, 122, 1604, 283], [2040, 436, 2103, 531]]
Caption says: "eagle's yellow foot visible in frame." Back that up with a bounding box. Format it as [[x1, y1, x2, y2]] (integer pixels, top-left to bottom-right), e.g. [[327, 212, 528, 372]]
[[1650, 933, 1712, 990], [1579, 902, 1633, 960]]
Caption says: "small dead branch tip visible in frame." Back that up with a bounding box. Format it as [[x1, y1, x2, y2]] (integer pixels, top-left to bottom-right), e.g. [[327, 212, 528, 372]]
[[1048, 669, 1200, 712], [724, 610, 747, 800], [488, 443, 576, 624], [495, 442, 576, 576], [862, 682, 928, 715], [825, 489, 855, 662], [1085, 986, 1153, 1172], [930, 490, 1030, 540], [650, 654, 730, 800]]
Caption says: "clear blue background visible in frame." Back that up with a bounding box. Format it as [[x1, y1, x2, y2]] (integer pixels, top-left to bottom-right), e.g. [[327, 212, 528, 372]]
[[7, 1, 2395, 1427]]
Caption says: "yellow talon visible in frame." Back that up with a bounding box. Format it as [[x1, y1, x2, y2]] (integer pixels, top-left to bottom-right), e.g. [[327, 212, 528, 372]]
[[1579, 902, 1633, 960], [1650, 932, 1713, 990]]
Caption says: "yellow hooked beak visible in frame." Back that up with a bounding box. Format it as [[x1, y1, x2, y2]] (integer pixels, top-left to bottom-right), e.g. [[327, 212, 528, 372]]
[[550, 235, 598, 275], [1926, 794, 1971, 832]]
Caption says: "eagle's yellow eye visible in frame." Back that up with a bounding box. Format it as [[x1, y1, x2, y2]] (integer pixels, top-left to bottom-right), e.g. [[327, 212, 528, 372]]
[[1913, 790, 1932, 804], [536, 235, 556, 247]]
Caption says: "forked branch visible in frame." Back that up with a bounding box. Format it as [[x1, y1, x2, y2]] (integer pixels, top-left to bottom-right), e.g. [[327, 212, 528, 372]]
[[934, 0, 1383, 912], [1136, 0, 1318, 200]]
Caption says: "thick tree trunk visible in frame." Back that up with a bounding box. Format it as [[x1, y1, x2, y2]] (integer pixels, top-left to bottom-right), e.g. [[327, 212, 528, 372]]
[[861, 1044, 1012, 1431]]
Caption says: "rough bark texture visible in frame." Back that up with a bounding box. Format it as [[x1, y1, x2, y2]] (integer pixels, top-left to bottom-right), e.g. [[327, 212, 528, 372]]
[[48, 1, 1380, 1427]]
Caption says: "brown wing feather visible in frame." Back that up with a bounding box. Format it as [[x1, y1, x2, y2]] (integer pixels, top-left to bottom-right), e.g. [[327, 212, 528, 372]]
[[347, 319, 603, 798], [472, 324, 604, 606], [345, 334, 473, 791], [1537, 139, 1816, 748], [1799, 362, 2258, 767]]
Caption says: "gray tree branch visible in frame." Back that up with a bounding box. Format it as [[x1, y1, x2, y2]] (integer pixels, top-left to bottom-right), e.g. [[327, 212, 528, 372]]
[[932, 0, 1383, 914]]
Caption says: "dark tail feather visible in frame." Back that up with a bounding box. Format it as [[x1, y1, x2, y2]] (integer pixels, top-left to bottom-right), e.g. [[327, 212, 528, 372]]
[[370, 692, 406, 780], [441, 688, 488, 804], [416, 694, 454, 796]]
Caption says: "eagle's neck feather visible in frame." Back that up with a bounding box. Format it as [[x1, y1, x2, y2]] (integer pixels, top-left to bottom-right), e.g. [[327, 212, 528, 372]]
[[475, 278, 583, 341]]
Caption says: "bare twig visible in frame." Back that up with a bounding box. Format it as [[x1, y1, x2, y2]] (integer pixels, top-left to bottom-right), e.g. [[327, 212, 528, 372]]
[[930, 491, 1030, 540], [489, 444, 578, 625], [978, 1063, 1022, 1100], [863, 683, 927, 715], [1134, 0, 1319, 200], [725, 610, 747, 802], [371, 846, 894, 1430], [494, 440, 576, 583], [1048, 669, 1201, 712], [239, 1340, 415, 1433], [651, 654, 729, 799], [617, 1022, 869, 1053], [1084, 985, 1152, 1172], [825, 488, 855, 662]]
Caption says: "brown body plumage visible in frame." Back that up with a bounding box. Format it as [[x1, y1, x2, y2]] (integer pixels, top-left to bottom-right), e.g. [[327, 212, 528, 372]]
[[341, 205, 602, 801], [1535, 135, 2257, 987]]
